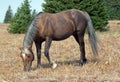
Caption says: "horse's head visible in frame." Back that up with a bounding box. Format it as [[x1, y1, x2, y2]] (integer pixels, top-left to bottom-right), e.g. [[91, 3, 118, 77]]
[[20, 48, 34, 71]]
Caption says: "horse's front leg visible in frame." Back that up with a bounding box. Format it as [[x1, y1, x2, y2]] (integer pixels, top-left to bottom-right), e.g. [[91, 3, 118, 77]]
[[35, 41, 42, 68], [44, 37, 57, 69]]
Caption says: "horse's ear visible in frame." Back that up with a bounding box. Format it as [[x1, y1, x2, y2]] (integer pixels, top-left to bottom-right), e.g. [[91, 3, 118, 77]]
[[19, 47, 23, 51], [18, 47, 23, 57], [19, 47, 22, 50]]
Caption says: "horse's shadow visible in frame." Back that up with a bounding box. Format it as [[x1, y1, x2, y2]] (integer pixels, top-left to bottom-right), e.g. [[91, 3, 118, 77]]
[[31, 60, 79, 70], [31, 59, 99, 71]]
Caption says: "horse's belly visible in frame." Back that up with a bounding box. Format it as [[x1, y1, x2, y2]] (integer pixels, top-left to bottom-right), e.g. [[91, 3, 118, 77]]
[[52, 26, 75, 40], [53, 32, 73, 41], [53, 36, 70, 41]]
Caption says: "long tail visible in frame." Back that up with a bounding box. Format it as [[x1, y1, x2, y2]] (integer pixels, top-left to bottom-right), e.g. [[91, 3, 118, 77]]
[[84, 12, 99, 56]]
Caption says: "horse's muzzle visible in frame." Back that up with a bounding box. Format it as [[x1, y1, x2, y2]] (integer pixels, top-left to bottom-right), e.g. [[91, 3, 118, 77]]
[[24, 67, 31, 72]]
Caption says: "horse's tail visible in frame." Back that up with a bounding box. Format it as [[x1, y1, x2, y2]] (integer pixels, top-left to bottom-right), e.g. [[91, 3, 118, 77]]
[[84, 12, 98, 56]]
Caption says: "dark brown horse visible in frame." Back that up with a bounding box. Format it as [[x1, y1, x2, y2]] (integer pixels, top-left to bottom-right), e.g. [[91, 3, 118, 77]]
[[20, 9, 98, 71]]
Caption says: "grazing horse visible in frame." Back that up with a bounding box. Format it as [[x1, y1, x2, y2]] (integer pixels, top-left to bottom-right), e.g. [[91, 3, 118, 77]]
[[20, 9, 98, 71]]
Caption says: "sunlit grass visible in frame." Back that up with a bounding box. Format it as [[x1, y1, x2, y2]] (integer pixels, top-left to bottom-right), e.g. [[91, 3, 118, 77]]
[[0, 21, 120, 82]]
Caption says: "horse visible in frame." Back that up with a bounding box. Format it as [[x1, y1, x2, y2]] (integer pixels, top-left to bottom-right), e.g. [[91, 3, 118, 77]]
[[20, 9, 98, 71]]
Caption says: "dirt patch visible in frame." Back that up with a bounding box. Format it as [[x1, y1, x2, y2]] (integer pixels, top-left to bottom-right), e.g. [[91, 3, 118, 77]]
[[0, 21, 120, 82]]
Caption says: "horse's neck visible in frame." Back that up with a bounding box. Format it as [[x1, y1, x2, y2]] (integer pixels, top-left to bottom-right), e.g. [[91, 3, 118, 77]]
[[23, 32, 34, 48], [23, 19, 37, 48]]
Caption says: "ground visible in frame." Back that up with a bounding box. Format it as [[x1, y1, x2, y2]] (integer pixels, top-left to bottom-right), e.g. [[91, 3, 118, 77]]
[[0, 20, 120, 82]]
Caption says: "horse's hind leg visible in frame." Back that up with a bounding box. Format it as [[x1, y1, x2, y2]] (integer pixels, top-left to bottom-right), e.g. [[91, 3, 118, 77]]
[[73, 33, 87, 65], [44, 37, 57, 69]]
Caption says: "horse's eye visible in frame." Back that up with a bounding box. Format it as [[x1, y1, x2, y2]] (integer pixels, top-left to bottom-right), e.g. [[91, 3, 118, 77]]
[[27, 55, 30, 58]]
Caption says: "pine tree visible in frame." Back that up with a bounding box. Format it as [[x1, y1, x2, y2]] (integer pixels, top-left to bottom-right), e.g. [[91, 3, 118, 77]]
[[105, 0, 120, 20], [42, 0, 79, 13], [42, 0, 108, 30], [31, 9, 37, 19], [4, 5, 13, 23], [8, 0, 31, 33], [79, 0, 108, 30]]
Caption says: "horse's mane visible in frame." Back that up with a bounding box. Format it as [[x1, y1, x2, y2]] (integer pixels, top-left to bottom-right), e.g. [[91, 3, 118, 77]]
[[23, 12, 43, 48]]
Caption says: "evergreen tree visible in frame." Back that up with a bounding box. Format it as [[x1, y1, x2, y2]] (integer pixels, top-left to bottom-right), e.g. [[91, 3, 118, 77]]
[[31, 9, 37, 19], [79, 0, 108, 30], [42, 0, 79, 13], [42, 0, 108, 30], [4, 5, 13, 23], [105, 0, 120, 20], [8, 0, 31, 33]]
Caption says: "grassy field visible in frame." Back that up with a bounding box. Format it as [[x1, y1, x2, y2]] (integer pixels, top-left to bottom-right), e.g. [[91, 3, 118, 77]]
[[0, 21, 120, 82]]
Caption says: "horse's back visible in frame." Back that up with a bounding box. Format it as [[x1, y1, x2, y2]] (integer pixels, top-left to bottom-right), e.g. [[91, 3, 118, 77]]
[[36, 9, 87, 40]]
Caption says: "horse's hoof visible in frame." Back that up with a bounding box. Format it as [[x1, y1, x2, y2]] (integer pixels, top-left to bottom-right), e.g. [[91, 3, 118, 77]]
[[79, 59, 87, 66], [52, 63, 57, 69], [37, 64, 41, 68]]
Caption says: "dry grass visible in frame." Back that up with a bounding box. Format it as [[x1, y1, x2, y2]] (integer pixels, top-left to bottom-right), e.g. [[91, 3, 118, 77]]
[[0, 21, 120, 82]]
